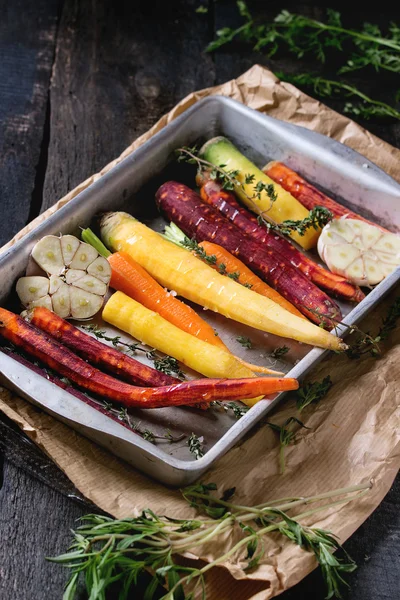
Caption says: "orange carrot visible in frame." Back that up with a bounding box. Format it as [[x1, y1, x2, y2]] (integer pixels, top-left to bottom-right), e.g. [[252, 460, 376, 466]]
[[0, 307, 298, 407], [198, 241, 306, 319], [108, 252, 281, 375]]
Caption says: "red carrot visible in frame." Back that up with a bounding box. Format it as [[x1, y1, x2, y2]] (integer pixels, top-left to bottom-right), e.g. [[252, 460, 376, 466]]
[[197, 172, 364, 303], [0, 307, 298, 408], [263, 161, 387, 232], [156, 181, 342, 324], [29, 306, 178, 386]]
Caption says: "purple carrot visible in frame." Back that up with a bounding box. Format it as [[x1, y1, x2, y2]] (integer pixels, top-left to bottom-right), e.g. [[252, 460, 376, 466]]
[[156, 181, 342, 324]]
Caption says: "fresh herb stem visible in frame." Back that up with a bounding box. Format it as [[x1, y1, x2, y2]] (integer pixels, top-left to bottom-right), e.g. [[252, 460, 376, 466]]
[[81, 324, 186, 379], [205, 4, 400, 121], [188, 433, 205, 460], [51, 482, 371, 599], [296, 376, 333, 412], [280, 73, 400, 121], [81, 227, 112, 258], [267, 417, 308, 474], [176, 147, 331, 235]]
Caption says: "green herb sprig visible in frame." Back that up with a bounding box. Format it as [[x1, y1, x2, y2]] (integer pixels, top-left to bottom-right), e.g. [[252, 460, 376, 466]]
[[270, 345, 289, 359], [205, 3, 400, 121], [280, 73, 400, 121], [101, 402, 186, 445], [236, 335, 253, 349], [82, 324, 186, 379], [296, 376, 333, 412], [51, 481, 371, 599], [263, 206, 333, 237], [176, 147, 331, 235], [346, 297, 400, 358], [267, 417, 308, 474], [207, 4, 400, 74], [188, 433, 205, 459], [211, 400, 250, 419]]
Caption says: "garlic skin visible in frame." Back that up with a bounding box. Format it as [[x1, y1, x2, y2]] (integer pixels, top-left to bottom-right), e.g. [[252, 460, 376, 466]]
[[318, 218, 400, 286], [16, 235, 111, 320]]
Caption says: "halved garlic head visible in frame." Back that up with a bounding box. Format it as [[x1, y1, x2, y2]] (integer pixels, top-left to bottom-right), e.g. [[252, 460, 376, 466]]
[[318, 218, 400, 286], [16, 235, 111, 319]]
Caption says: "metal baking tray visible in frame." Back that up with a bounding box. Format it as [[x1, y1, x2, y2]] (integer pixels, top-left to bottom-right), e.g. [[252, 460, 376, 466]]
[[0, 96, 399, 487]]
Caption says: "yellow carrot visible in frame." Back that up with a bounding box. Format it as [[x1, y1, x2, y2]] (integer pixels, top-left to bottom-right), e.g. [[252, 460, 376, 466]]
[[100, 212, 346, 352], [201, 137, 320, 250], [108, 251, 279, 375], [103, 292, 263, 407]]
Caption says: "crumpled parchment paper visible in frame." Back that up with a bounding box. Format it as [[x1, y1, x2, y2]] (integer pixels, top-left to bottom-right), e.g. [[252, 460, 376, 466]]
[[1, 65, 399, 599]]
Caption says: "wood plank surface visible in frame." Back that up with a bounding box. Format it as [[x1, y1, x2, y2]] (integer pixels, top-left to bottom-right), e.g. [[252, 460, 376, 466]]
[[0, 1, 399, 598], [0, 0, 62, 246]]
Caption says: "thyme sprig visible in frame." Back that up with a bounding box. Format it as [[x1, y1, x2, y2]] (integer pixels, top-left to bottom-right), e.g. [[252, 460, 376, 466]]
[[51, 481, 371, 599], [82, 324, 186, 379], [305, 297, 400, 358], [296, 376, 333, 412], [267, 417, 309, 474], [265, 206, 333, 236], [188, 433, 205, 460], [100, 402, 186, 444], [211, 400, 250, 419], [236, 335, 253, 349], [270, 345, 289, 359], [176, 147, 332, 235], [346, 296, 400, 358]]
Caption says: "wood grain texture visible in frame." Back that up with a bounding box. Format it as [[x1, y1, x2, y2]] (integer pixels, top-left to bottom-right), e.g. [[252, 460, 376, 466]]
[[42, 0, 215, 210], [0, 0, 399, 598], [0, 0, 62, 246]]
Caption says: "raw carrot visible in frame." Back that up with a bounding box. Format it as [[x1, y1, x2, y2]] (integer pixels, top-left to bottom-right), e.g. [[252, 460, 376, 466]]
[[199, 241, 305, 319], [155, 182, 342, 325], [263, 161, 388, 232], [103, 291, 267, 406], [29, 306, 179, 387], [100, 212, 347, 351], [197, 173, 365, 303], [108, 251, 280, 375], [0, 307, 299, 408]]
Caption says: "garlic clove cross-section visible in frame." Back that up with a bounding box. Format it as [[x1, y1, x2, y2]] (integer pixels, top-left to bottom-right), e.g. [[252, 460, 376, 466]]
[[318, 218, 400, 286], [16, 234, 111, 320]]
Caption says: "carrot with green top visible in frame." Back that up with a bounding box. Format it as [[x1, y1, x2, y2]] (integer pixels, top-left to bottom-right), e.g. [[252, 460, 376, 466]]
[[0, 307, 299, 408]]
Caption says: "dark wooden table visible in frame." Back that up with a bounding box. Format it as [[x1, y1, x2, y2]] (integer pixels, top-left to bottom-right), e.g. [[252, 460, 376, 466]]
[[0, 1, 399, 598]]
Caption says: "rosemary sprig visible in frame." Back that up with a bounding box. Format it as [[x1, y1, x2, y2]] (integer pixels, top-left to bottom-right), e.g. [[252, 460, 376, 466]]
[[267, 417, 308, 474], [270, 345, 289, 359], [296, 376, 333, 412], [188, 433, 205, 460], [82, 324, 186, 379], [51, 481, 371, 599], [236, 335, 253, 349]]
